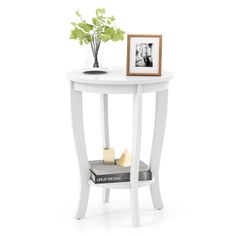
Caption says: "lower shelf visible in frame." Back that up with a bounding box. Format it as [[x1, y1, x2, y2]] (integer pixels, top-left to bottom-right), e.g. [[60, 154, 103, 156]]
[[88, 177, 155, 189]]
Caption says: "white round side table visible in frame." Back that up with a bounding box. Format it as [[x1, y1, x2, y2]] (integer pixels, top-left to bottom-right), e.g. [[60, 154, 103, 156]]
[[67, 68, 173, 227]]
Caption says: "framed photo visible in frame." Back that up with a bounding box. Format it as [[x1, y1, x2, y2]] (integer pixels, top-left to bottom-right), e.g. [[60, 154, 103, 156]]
[[126, 34, 162, 76]]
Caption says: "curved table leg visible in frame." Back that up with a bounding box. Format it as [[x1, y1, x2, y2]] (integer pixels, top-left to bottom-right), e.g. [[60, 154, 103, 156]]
[[149, 89, 168, 210], [71, 82, 90, 219], [100, 94, 110, 203], [130, 85, 143, 227]]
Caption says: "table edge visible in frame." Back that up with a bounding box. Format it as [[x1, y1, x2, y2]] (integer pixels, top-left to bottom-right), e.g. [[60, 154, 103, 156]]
[[66, 70, 174, 85]]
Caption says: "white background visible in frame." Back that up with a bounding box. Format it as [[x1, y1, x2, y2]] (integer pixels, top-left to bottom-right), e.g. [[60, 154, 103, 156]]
[[0, 0, 236, 235]]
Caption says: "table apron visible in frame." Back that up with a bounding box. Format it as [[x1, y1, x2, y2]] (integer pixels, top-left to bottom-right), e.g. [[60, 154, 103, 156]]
[[73, 81, 169, 94]]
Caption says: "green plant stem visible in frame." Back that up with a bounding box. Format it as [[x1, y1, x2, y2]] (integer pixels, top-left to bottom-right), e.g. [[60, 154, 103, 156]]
[[90, 37, 101, 68]]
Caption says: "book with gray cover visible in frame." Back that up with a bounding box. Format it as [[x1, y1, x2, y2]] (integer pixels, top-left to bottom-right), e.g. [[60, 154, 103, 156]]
[[89, 160, 149, 175], [89, 160, 152, 184]]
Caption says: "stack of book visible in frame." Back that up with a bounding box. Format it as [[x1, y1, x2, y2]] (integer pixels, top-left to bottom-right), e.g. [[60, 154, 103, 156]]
[[89, 160, 152, 184]]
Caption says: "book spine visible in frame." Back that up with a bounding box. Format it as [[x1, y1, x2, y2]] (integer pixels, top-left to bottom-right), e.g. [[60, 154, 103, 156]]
[[90, 170, 152, 184]]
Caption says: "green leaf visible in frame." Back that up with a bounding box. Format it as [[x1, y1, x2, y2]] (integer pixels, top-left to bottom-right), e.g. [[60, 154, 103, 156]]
[[77, 29, 86, 37], [84, 35, 92, 44], [92, 17, 98, 26], [111, 34, 120, 41], [105, 27, 115, 35], [101, 34, 111, 42], [70, 28, 79, 39], [97, 15, 105, 24], [70, 27, 91, 42], [78, 22, 93, 32], [71, 22, 77, 27], [111, 28, 125, 41], [96, 8, 105, 16], [117, 28, 125, 35], [75, 10, 81, 17], [120, 34, 124, 40]]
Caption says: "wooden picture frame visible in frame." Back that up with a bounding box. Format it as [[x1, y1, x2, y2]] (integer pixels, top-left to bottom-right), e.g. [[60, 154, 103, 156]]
[[126, 34, 162, 76]]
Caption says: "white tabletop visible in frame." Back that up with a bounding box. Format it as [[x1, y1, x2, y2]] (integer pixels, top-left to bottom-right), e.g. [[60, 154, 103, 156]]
[[67, 68, 173, 85]]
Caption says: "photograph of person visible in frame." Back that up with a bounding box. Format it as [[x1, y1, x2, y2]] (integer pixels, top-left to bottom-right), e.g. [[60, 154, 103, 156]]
[[135, 43, 153, 67]]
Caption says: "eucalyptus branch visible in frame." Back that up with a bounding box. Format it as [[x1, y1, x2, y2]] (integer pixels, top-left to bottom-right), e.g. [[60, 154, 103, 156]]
[[70, 8, 125, 68]]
